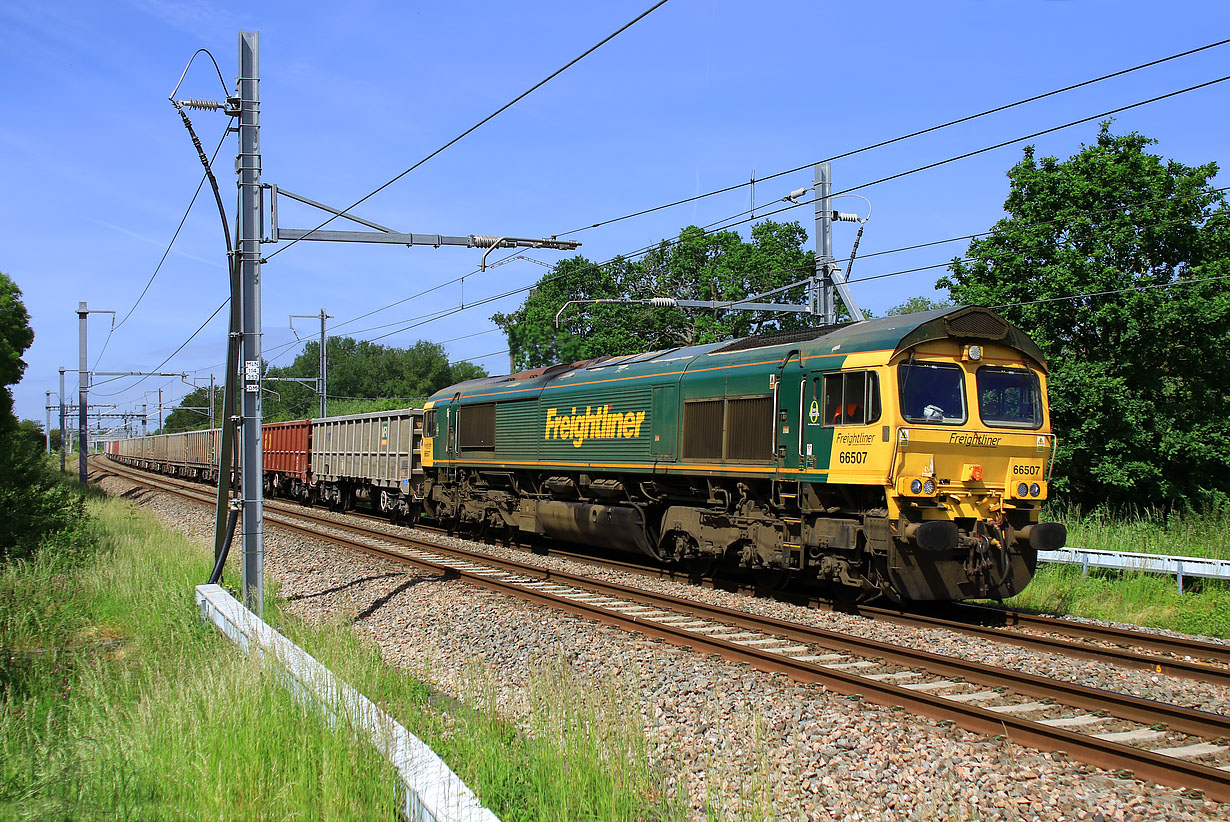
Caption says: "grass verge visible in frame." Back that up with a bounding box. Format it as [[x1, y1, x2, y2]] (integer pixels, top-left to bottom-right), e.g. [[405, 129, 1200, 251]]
[[1001, 505, 1230, 638], [1005, 564, 1230, 638], [271, 599, 683, 821], [1051, 503, 1230, 559], [3, 486, 681, 820], [0, 492, 404, 820]]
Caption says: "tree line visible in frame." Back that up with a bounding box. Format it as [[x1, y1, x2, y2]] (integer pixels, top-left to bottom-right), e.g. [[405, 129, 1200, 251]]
[[0, 272, 85, 563], [162, 336, 486, 432]]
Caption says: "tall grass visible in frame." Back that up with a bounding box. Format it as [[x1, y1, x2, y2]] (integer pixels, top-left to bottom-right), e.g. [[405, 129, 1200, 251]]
[[2, 490, 682, 820], [1003, 504, 1230, 638], [1048, 502, 1230, 559], [274, 613, 683, 822], [0, 496, 403, 819]]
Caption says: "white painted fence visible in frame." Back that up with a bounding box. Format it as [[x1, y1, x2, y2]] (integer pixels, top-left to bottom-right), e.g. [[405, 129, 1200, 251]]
[[1038, 547, 1230, 594], [195, 584, 499, 822]]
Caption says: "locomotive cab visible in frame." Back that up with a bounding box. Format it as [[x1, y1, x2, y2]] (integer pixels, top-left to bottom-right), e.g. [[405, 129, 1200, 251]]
[[875, 311, 1065, 600]]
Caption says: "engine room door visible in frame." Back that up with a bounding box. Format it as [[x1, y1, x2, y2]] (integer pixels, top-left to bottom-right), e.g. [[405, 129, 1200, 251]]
[[650, 385, 677, 460], [775, 351, 804, 477]]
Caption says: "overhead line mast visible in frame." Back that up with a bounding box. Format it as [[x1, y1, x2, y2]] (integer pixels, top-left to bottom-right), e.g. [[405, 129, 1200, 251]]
[[175, 31, 582, 616]]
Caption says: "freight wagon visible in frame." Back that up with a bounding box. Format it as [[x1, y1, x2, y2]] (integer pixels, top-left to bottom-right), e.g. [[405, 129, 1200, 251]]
[[311, 409, 425, 520]]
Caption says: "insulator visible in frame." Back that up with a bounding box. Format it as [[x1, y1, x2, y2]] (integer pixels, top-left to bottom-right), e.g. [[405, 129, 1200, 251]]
[[787, 187, 808, 203], [178, 98, 225, 111], [470, 235, 501, 248], [833, 210, 861, 222], [647, 297, 678, 307]]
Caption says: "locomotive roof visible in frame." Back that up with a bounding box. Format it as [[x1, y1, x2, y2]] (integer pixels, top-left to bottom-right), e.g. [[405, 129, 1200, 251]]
[[429, 306, 1045, 403]]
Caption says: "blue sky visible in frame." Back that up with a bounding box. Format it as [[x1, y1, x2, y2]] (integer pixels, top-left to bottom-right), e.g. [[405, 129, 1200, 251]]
[[3, 0, 1228, 428]]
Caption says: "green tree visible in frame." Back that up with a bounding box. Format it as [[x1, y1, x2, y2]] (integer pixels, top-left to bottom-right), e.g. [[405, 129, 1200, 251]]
[[494, 220, 820, 371], [938, 125, 1230, 508], [0, 272, 83, 563], [249, 337, 484, 422], [491, 255, 647, 370], [885, 295, 952, 315], [163, 385, 222, 433], [0, 271, 34, 432]]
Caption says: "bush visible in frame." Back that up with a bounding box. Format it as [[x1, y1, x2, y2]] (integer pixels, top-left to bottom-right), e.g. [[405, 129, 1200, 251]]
[[0, 434, 85, 565]]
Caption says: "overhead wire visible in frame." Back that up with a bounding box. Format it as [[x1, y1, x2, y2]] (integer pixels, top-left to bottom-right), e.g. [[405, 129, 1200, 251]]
[[552, 38, 1230, 238], [263, 0, 671, 264], [214, 192, 1226, 414], [91, 297, 230, 397], [669, 75, 1230, 241], [325, 71, 1230, 345], [363, 176, 1230, 347], [91, 122, 235, 373], [995, 272, 1230, 309], [143, 43, 1230, 411]]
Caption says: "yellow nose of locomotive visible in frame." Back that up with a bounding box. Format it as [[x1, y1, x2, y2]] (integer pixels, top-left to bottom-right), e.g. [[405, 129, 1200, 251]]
[[884, 344, 1065, 600]]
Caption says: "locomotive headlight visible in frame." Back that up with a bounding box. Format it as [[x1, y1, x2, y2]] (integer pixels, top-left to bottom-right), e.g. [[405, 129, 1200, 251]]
[[1017, 482, 1029, 497], [922, 479, 936, 495], [1029, 483, 1041, 497], [965, 344, 983, 361], [910, 479, 923, 494]]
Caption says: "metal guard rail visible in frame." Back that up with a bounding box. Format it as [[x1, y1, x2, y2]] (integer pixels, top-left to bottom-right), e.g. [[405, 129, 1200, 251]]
[[1038, 547, 1230, 594]]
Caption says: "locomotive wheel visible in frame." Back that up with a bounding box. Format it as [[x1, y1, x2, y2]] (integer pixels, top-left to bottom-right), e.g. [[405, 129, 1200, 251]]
[[752, 567, 792, 592], [683, 556, 717, 580]]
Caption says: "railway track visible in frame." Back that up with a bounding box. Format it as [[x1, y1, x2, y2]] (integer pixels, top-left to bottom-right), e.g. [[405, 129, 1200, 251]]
[[514, 541, 1230, 685], [95, 458, 1230, 800]]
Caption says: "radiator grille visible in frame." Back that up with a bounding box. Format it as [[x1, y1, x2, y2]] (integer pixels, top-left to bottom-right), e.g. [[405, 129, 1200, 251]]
[[458, 403, 496, 450], [946, 310, 1007, 339], [682, 400, 723, 460], [725, 396, 773, 461]]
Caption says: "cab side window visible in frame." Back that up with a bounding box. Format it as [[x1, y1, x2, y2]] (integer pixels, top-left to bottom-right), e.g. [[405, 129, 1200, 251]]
[[424, 410, 437, 437], [822, 371, 881, 426]]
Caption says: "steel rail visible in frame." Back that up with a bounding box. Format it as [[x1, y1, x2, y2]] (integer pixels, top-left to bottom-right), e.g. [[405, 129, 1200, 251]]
[[96, 456, 1230, 680], [535, 543, 1230, 676], [942, 602, 1230, 665], [263, 510, 1230, 735], [96, 458, 1230, 800]]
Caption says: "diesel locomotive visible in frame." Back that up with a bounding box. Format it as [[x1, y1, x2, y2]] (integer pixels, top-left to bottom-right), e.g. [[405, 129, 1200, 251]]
[[420, 305, 1065, 602], [109, 305, 1065, 602]]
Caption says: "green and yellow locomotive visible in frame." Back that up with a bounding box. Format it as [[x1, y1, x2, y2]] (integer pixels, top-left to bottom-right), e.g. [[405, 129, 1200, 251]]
[[421, 305, 1065, 602]]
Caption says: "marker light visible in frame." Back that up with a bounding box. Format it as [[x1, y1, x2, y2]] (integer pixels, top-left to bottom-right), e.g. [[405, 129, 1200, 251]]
[[1017, 482, 1029, 497], [923, 479, 936, 495], [910, 479, 923, 494], [1030, 483, 1042, 497]]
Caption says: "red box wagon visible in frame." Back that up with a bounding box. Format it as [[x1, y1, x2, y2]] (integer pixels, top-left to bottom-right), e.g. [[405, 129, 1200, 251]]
[[262, 419, 312, 500]]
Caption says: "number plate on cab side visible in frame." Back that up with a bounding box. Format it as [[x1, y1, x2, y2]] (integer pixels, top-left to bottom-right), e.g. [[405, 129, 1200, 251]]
[[1006, 458, 1044, 484]]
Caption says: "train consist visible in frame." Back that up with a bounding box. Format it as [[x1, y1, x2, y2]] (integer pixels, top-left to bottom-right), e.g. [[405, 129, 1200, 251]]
[[109, 305, 1065, 602]]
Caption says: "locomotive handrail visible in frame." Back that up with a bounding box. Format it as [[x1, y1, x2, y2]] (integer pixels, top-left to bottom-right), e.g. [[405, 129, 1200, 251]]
[[886, 426, 907, 485], [1045, 433, 1058, 480]]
